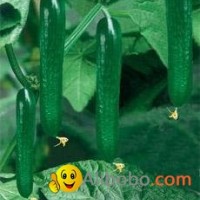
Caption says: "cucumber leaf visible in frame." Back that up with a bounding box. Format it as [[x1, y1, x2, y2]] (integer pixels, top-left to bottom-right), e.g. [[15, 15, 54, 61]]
[[109, 0, 200, 66], [0, 0, 30, 48], [63, 42, 96, 112], [108, 0, 168, 66], [0, 160, 198, 199]]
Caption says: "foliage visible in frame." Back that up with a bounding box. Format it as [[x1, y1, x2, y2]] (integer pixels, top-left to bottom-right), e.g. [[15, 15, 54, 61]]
[[63, 0, 200, 111], [0, 0, 200, 199], [1, 0, 200, 111], [63, 42, 96, 112], [0, 160, 199, 199], [0, 0, 30, 48]]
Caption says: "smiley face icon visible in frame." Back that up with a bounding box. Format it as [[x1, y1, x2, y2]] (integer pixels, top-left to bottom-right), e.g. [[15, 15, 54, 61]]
[[48, 164, 83, 193]]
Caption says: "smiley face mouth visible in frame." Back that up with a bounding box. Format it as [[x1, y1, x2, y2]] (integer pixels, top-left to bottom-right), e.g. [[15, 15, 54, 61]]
[[63, 182, 75, 189]]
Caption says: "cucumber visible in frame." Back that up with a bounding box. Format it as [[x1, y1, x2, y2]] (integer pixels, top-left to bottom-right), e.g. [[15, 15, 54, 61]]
[[16, 88, 36, 198], [166, 0, 193, 106], [96, 17, 122, 160], [40, 0, 65, 136]]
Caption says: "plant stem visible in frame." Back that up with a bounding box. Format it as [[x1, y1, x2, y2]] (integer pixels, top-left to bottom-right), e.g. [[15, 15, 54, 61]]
[[102, 7, 111, 18], [5, 44, 32, 89], [64, 3, 103, 54], [0, 135, 16, 172]]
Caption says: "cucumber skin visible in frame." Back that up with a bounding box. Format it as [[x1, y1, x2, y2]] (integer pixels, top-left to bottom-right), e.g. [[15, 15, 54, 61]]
[[166, 0, 193, 107], [16, 88, 36, 198], [96, 17, 122, 160], [40, 0, 65, 136]]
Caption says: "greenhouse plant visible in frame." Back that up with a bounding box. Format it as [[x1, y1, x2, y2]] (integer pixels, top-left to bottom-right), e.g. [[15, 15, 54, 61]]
[[0, 0, 200, 199]]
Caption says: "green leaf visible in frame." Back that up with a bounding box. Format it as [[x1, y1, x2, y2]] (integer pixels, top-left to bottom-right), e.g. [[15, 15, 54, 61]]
[[143, 184, 199, 200], [38, 160, 143, 199], [109, 0, 199, 66], [108, 0, 168, 66], [0, 161, 137, 199], [63, 43, 96, 112], [193, 9, 200, 46], [0, 160, 199, 199], [0, 173, 15, 179], [38, 160, 198, 199], [0, 0, 30, 48], [122, 35, 151, 55], [0, 174, 39, 200], [0, 179, 26, 200], [119, 104, 200, 192], [67, 0, 96, 17]]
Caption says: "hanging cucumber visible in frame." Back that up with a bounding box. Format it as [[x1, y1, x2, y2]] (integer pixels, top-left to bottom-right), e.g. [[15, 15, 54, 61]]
[[40, 0, 65, 136], [96, 17, 122, 160], [166, 0, 193, 107], [16, 88, 36, 198]]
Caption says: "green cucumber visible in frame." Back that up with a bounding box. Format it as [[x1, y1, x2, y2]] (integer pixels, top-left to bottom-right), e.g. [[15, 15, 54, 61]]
[[96, 17, 122, 160], [166, 0, 193, 106], [40, 0, 65, 136], [16, 88, 36, 198]]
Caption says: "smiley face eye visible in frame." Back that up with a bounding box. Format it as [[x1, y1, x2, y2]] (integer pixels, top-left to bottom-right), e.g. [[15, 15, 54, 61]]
[[62, 173, 67, 179], [71, 173, 75, 179]]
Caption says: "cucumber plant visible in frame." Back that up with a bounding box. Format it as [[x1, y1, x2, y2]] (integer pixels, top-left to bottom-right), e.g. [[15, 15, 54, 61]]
[[16, 88, 36, 198], [1, 1, 198, 198], [96, 16, 122, 160], [40, 0, 65, 136], [166, 0, 193, 107]]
